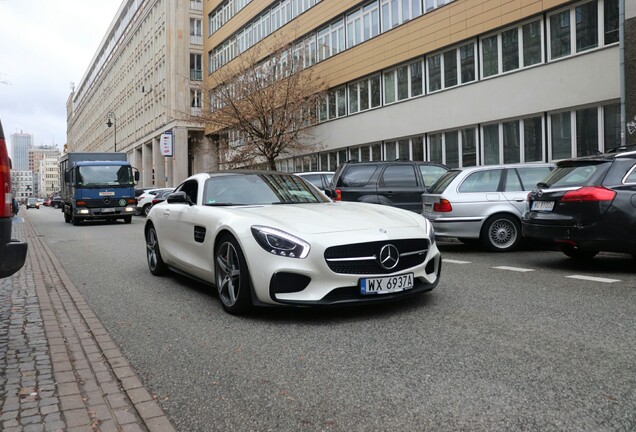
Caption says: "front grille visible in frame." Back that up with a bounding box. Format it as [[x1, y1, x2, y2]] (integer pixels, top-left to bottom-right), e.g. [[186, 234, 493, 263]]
[[324, 239, 428, 275]]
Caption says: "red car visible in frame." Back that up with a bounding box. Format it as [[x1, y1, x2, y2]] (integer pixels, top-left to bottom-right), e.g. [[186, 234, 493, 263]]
[[0, 118, 28, 278]]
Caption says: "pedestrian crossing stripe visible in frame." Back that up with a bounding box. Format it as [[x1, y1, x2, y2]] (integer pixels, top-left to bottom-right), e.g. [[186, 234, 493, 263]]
[[492, 266, 535, 272], [566, 275, 620, 283]]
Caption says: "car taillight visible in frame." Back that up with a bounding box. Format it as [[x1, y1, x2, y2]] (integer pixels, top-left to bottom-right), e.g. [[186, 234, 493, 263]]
[[0, 123, 11, 218], [335, 189, 342, 201], [151, 199, 159, 205], [561, 187, 616, 202], [433, 199, 452, 212]]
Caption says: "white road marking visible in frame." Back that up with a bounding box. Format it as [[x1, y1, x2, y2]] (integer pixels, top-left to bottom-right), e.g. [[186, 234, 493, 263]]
[[566, 275, 620, 283], [444, 259, 472, 264], [492, 266, 535, 272]]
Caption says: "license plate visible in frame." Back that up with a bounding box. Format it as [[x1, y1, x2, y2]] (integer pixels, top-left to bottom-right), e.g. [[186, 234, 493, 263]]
[[101, 208, 115, 213], [531, 201, 554, 211], [99, 191, 115, 196], [360, 273, 414, 295]]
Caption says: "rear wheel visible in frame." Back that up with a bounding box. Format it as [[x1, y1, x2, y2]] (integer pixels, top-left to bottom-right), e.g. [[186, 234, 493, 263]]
[[145, 225, 167, 275], [215, 235, 252, 315], [481, 214, 521, 252], [143, 204, 152, 217], [559, 244, 599, 261]]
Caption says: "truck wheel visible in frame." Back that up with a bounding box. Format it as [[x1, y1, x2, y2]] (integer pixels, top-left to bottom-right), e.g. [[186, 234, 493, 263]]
[[71, 211, 82, 226], [123, 216, 132, 224]]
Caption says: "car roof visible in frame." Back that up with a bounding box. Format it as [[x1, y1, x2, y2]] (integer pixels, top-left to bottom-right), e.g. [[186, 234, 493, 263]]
[[295, 171, 334, 175]]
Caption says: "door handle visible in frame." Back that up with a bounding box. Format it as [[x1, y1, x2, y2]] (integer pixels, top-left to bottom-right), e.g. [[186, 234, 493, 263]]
[[163, 210, 170, 216]]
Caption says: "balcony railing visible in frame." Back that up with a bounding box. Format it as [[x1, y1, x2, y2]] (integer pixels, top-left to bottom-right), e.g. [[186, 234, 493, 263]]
[[190, 69, 202, 80], [191, 107, 203, 116], [190, 35, 202, 45]]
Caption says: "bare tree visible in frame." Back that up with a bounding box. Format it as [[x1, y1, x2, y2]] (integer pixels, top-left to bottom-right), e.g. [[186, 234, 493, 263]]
[[196, 33, 328, 170]]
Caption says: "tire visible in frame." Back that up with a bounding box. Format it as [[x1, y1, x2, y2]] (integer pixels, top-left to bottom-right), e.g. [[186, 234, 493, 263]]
[[145, 225, 167, 276], [481, 214, 522, 252], [215, 234, 252, 315], [143, 204, 152, 217], [559, 244, 599, 261], [71, 213, 82, 226], [64, 210, 71, 223], [123, 216, 132, 224]]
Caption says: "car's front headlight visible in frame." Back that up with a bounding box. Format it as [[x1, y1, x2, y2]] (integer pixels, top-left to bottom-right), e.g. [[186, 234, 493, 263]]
[[427, 223, 436, 245], [251, 226, 310, 259]]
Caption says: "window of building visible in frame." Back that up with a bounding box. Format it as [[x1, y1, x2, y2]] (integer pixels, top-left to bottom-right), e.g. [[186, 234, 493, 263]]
[[347, 1, 380, 48], [348, 74, 381, 114], [317, 18, 345, 62], [425, 0, 452, 13], [576, 107, 599, 156], [190, 54, 202, 80], [190, 19, 202, 44], [384, 60, 423, 104], [603, 103, 620, 148], [482, 19, 542, 78], [191, 89, 202, 108], [550, 111, 573, 160], [483, 117, 545, 164], [319, 87, 346, 122], [380, 0, 422, 32], [604, 0, 619, 44], [427, 42, 475, 92]]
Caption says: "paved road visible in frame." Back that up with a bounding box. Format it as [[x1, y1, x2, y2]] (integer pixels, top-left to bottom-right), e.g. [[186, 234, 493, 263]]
[[25, 207, 636, 431]]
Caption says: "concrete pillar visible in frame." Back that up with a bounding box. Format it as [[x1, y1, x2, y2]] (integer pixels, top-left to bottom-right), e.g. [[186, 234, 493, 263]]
[[173, 127, 189, 184], [142, 141, 153, 186], [166, 157, 174, 187], [152, 136, 166, 187]]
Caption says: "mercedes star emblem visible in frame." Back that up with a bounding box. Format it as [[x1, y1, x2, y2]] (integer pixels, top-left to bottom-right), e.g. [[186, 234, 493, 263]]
[[378, 244, 399, 270]]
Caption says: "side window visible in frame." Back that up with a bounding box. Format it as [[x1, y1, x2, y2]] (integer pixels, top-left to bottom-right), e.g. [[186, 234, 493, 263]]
[[301, 174, 323, 188], [516, 167, 553, 190], [504, 169, 523, 191], [338, 165, 378, 187], [419, 165, 448, 187], [176, 180, 199, 204], [459, 169, 503, 193], [380, 165, 417, 188]]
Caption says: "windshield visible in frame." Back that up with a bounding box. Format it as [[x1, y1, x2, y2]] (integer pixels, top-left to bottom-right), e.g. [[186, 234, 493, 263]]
[[77, 165, 134, 187], [203, 173, 329, 205]]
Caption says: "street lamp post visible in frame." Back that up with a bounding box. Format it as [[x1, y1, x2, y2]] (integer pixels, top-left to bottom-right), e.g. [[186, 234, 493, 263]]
[[106, 112, 117, 152]]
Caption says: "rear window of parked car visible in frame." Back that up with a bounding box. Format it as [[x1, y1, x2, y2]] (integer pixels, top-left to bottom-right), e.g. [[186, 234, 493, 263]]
[[516, 166, 553, 190], [428, 171, 460, 193], [419, 165, 450, 187], [543, 164, 603, 187]]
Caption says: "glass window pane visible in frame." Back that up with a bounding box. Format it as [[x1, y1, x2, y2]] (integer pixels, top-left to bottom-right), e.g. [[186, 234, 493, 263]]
[[604, 0, 619, 44], [523, 20, 542, 66], [371, 75, 381, 107], [384, 71, 396, 104], [385, 141, 397, 160], [576, 107, 598, 157], [371, 143, 382, 161], [459, 169, 503, 193], [381, 165, 417, 187], [445, 131, 459, 168], [444, 50, 458, 87], [410, 61, 423, 96], [483, 124, 500, 165], [398, 139, 410, 159], [502, 28, 519, 72], [429, 134, 443, 164], [505, 170, 523, 191], [428, 55, 441, 92], [461, 128, 477, 167], [412, 136, 424, 161], [503, 121, 520, 164], [550, 11, 571, 59], [360, 79, 369, 111], [360, 146, 370, 162], [337, 88, 346, 117], [551, 112, 572, 160], [348, 83, 359, 114], [397, 66, 409, 100], [576, 1, 598, 53], [460, 43, 475, 83], [524, 116, 543, 162], [603, 103, 620, 151], [482, 35, 499, 77]]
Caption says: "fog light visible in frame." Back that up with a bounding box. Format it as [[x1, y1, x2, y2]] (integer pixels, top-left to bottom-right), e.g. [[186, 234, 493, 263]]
[[125, 207, 135, 212], [79, 209, 89, 214]]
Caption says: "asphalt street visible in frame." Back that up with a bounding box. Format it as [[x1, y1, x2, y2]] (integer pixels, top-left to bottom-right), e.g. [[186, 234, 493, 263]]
[[24, 206, 636, 431]]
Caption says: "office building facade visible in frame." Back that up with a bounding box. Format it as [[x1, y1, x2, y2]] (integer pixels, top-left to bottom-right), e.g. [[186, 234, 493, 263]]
[[66, 0, 212, 188], [204, 0, 634, 172], [10, 132, 32, 171]]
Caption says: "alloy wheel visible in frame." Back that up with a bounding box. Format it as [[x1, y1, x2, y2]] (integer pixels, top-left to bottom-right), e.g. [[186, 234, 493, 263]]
[[216, 241, 241, 307]]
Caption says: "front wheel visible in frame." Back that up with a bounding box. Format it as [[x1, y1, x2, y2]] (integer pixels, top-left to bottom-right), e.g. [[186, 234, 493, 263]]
[[71, 210, 82, 226], [146, 225, 167, 275], [123, 216, 132, 224], [559, 244, 598, 261], [215, 235, 252, 315], [481, 214, 522, 252]]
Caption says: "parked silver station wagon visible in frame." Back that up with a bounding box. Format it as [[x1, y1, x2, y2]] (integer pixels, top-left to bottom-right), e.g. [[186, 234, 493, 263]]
[[421, 163, 554, 251]]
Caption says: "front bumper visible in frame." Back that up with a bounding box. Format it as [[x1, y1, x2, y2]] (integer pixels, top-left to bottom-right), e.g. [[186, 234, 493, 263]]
[[74, 206, 136, 219]]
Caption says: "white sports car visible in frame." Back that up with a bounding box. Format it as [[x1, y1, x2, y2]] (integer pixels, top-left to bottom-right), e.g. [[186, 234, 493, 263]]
[[144, 171, 442, 314]]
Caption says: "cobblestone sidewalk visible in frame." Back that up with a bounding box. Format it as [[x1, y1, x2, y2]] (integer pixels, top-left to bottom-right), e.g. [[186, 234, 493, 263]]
[[0, 213, 176, 432]]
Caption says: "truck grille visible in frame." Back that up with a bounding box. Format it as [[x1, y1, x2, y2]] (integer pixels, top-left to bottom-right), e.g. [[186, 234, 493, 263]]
[[324, 239, 428, 275]]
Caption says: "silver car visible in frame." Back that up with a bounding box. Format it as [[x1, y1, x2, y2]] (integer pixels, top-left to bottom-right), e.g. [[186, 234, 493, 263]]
[[421, 163, 554, 251]]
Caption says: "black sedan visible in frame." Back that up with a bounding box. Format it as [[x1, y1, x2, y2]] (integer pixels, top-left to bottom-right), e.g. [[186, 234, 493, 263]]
[[522, 148, 636, 260]]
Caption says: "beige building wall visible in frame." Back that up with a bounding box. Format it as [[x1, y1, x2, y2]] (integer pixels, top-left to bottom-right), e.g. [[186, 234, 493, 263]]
[[67, 0, 209, 188]]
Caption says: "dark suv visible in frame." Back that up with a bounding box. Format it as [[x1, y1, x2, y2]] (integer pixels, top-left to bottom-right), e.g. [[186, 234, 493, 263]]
[[522, 148, 636, 260], [0, 118, 28, 278], [327, 160, 449, 212]]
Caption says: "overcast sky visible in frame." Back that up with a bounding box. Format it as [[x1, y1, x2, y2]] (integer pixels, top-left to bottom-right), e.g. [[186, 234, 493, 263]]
[[0, 0, 122, 153]]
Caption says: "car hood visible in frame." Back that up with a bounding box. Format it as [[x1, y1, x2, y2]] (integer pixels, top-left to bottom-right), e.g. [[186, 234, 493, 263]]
[[232, 202, 422, 234]]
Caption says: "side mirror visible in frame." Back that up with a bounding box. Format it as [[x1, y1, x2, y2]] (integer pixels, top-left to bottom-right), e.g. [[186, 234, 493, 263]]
[[134, 170, 140, 182], [323, 189, 334, 198], [167, 191, 191, 205]]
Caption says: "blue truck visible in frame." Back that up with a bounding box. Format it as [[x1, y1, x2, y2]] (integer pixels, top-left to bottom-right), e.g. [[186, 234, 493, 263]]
[[59, 152, 139, 226]]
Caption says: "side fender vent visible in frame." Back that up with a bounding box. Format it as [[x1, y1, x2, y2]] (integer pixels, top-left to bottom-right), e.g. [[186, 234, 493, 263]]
[[194, 226, 206, 243]]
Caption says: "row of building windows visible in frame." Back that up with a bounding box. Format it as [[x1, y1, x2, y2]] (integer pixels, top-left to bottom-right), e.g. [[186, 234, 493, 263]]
[[274, 102, 620, 173], [209, 0, 253, 36], [208, 0, 454, 73], [316, 0, 618, 122]]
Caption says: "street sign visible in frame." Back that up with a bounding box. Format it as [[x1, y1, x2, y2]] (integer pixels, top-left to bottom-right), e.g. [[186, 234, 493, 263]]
[[160, 131, 173, 157]]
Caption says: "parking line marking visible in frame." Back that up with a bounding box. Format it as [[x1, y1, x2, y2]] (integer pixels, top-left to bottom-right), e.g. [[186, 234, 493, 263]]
[[566, 275, 620, 283], [444, 259, 472, 264], [492, 266, 535, 272]]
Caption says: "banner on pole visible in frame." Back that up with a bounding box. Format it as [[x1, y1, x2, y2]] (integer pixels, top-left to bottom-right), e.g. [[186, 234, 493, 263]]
[[160, 130, 173, 157]]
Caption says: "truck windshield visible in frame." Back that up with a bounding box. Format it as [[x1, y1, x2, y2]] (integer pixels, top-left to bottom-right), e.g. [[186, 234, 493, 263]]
[[77, 165, 134, 187]]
